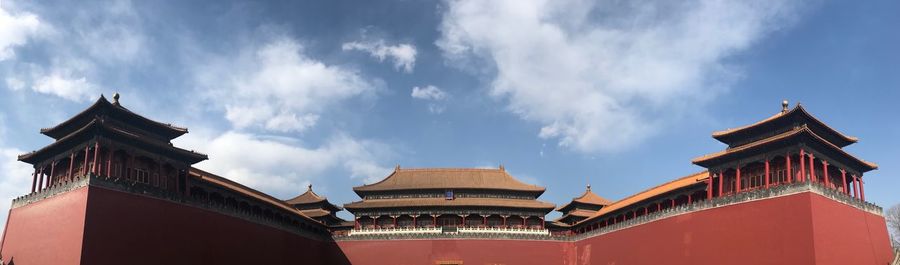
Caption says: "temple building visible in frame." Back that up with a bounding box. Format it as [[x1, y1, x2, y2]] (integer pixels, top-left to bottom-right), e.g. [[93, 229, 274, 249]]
[[571, 100, 878, 234], [1, 97, 895, 265], [344, 166, 555, 229], [692, 101, 877, 200], [285, 185, 350, 229], [553, 185, 611, 226], [18, 93, 207, 195]]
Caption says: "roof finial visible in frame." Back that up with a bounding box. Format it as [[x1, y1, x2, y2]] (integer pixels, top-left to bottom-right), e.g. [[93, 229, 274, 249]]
[[781, 99, 789, 113], [586, 184, 591, 191], [113, 92, 120, 105], [307, 184, 312, 191]]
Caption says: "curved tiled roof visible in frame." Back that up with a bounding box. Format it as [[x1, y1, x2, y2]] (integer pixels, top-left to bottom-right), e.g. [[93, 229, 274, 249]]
[[580, 171, 709, 224], [353, 167, 545, 193], [344, 197, 555, 210], [555, 185, 612, 211], [712, 104, 857, 146], [285, 185, 327, 205], [299, 209, 333, 218], [41, 95, 188, 140], [693, 125, 878, 170]]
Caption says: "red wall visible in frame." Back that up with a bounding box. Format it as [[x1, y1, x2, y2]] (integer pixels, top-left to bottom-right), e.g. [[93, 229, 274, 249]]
[[1, 187, 893, 265], [808, 194, 894, 264], [0, 187, 90, 265], [573, 192, 894, 265], [338, 239, 575, 265], [79, 186, 349, 265]]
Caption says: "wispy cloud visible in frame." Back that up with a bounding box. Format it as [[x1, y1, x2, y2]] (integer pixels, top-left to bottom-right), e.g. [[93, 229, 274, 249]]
[[411, 85, 449, 114], [0, 2, 43, 61], [175, 130, 393, 196], [195, 36, 378, 133], [438, 0, 800, 153], [343, 39, 417, 73]]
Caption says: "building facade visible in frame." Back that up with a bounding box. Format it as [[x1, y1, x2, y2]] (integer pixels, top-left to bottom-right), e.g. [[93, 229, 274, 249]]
[[0, 97, 894, 265]]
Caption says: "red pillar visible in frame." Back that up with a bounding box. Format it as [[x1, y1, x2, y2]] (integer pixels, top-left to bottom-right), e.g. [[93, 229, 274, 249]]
[[37, 167, 44, 191], [670, 199, 675, 208], [852, 176, 859, 199], [412, 216, 417, 227], [48, 162, 56, 187], [706, 172, 713, 199], [67, 152, 74, 181], [482, 216, 487, 226], [392, 216, 397, 227], [735, 166, 742, 192], [718, 170, 724, 197], [786, 152, 793, 183], [765, 159, 770, 189], [30, 169, 37, 193], [688, 194, 692, 204], [808, 154, 816, 183], [461, 215, 466, 227], [374, 216, 377, 227], [840, 170, 848, 194], [644, 207, 648, 215], [502, 216, 507, 227], [859, 176, 866, 201], [799, 149, 806, 182], [106, 148, 113, 177], [822, 161, 830, 188], [92, 142, 100, 175], [82, 146, 89, 177], [541, 217, 545, 229], [354, 217, 359, 229]]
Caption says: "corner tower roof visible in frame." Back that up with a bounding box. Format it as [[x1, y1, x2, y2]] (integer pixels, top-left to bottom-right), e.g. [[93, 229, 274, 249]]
[[40, 94, 188, 140], [712, 103, 858, 148], [555, 185, 612, 211]]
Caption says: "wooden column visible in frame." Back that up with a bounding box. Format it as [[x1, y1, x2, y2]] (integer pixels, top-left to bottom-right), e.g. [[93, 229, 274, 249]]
[[92, 142, 100, 175], [706, 172, 713, 199], [718, 170, 724, 197], [37, 167, 44, 191], [765, 159, 771, 189], [840, 170, 848, 194], [822, 161, 830, 188], [48, 162, 56, 187], [852, 176, 859, 199], [81, 146, 89, 177], [413, 216, 417, 228], [808, 154, 816, 183], [106, 148, 113, 178], [799, 149, 806, 182], [859, 176, 866, 201], [67, 152, 74, 181], [30, 169, 37, 193], [736, 165, 742, 193], [786, 152, 793, 183]]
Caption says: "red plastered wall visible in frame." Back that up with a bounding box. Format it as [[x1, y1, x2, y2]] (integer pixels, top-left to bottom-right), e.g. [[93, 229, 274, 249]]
[[0, 187, 89, 265]]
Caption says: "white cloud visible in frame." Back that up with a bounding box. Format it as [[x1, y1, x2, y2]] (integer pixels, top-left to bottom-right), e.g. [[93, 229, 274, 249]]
[[342, 40, 417, 73], [175, 131, 393, 197], [411, 85, 448, 101], [437, 0, 798, 152], [0, 3, 43, 61], [411, 85, 449, 114], [197, 37, 377, 132], [0, 147, 34, 236], [31, 71, 99, 102]]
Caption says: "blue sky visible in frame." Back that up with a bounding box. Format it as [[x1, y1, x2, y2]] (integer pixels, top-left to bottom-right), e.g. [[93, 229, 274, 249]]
[[0, 0, 898, 225]]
